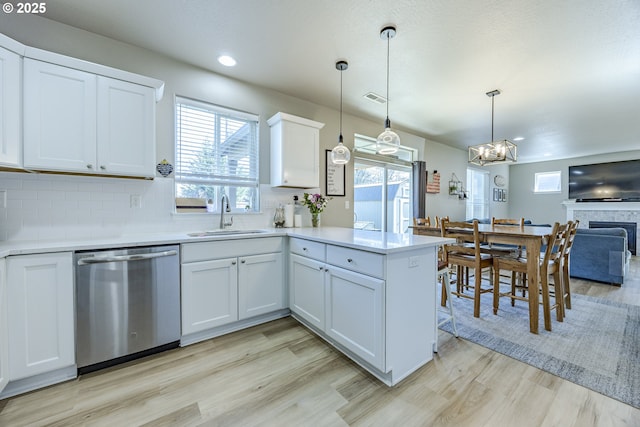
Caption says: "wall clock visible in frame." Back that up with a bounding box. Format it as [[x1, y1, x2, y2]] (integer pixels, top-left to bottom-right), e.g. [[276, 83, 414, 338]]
[[494, 174, 506, 187]]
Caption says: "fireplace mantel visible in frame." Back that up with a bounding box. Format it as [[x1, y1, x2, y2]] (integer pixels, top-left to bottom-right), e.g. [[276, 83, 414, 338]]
[[563, 201, 640, 255]]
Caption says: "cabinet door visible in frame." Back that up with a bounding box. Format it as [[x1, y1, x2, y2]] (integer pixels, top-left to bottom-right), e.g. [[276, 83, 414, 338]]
[[97, 77, 156, 177], [181, 257, 238, 335], [23, 59, 97, 173], [7, 252, 75, 381], [289, 254, 325, 330], [279, 121, 319, 187], [0, 46, 21, 168], [238, 252, 284, 320], [326, 266, 385, 370], [0, 259, 7, 394]]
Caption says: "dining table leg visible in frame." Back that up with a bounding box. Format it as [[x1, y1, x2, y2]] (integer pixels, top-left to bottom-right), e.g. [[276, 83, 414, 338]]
[[525, 237, 541, 334]]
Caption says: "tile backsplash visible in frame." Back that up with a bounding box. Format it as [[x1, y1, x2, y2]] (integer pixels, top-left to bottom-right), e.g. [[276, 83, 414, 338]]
[[0, 172, 312, 242]]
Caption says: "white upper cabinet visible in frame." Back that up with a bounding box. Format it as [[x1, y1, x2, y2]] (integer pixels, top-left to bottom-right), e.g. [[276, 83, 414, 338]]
[[97, 77, 155, 176], [23, 59, 157, 178], [268, 112, 324, 188], [23, 59, 97, 173], [0, 44, 22, 168]]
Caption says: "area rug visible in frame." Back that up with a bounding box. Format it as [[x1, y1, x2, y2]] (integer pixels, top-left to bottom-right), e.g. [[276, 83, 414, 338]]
[[438, 292, 640, 409]]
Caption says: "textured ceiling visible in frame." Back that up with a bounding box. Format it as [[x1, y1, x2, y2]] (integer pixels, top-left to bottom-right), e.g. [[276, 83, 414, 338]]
[[38, 0, 640, 163]]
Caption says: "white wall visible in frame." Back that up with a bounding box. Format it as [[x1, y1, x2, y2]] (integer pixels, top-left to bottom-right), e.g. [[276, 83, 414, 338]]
[[0, 14, 471, 240]]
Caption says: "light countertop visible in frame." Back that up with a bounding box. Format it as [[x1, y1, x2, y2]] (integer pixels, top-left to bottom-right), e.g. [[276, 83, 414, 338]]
[[0, 227, 450, 258]]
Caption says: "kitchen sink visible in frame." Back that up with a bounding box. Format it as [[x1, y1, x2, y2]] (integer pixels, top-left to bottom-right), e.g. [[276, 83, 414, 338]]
[[187, 229, 269, 237]]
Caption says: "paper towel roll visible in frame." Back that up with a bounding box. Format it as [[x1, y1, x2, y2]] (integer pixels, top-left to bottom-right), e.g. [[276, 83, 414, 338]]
[[294, 214, 302, 228], [284, 204, 294, 227]]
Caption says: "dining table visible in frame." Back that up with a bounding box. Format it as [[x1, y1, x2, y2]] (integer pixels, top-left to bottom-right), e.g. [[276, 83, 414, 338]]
[[412, 223, 555, 334]]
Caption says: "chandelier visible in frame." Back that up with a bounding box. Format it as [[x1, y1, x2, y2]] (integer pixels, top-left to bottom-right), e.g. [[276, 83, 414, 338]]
[[468, 89, 517, 166]]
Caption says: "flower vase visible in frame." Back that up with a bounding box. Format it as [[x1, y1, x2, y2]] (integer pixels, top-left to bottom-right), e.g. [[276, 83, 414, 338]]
[[311, 213, 320, 227]]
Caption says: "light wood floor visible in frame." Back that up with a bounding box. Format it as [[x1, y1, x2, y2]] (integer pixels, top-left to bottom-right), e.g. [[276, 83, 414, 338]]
[[1, 258, 639, 427]]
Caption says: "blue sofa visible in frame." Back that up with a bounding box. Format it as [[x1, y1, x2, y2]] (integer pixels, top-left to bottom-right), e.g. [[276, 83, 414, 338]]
[[569, 227, 631, 285]]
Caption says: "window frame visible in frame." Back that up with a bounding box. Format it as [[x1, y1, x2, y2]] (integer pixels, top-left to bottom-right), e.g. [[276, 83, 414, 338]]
[[174, 96, 260, 214], [534, 170, 562, 193]]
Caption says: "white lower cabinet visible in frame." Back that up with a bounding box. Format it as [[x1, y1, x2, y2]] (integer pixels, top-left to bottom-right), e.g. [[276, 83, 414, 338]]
[[6, 252, 75, 381], [289, 241, 385, 371], [238, 252, 284, 320], [181, 257, 239, 335], [325, 266, 384, 369], [289, 237, 437, 385], [289, 254, 326, 330], [0, 258, 8, 395], [181, 237, 285, 341]]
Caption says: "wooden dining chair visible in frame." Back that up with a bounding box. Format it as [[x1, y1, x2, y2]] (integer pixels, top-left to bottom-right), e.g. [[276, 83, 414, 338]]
[[560, 220, 579, 312], [441, 219, 494, 318], [413, 217, 431, 227], [491, 217, 525, 227], [492, 222, 566, 331], [434, 216, 448, 229]]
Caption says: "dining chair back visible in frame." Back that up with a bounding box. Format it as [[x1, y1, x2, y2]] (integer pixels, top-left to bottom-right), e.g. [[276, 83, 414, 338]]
[[413, 217, 431, 227], [491, 217, 525, 227], [492, 222, 563, 331], [560, 220, 579, 311], [441, 219, 494, 318]]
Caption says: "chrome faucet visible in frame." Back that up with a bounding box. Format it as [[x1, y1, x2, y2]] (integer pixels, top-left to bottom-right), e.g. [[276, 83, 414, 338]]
[[220, 194, 233, 229]]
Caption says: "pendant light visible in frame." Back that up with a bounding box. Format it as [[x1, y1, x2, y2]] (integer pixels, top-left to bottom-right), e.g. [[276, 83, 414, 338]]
[[331, 60, 351, 165], [376, 25, 400, 155], [468, 89, 517, 166]]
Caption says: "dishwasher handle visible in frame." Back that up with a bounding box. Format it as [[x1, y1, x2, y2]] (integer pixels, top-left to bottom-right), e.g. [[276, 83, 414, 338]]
[[77, 250, 178, 265]]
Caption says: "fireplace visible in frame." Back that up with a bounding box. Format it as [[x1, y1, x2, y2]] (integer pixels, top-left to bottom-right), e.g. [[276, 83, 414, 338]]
[[589, 221, 637, 255], [563, 201, 640, 257]]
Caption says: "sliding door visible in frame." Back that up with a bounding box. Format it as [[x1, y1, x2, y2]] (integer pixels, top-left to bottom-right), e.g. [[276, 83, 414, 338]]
[[354, 159, 412, 233]]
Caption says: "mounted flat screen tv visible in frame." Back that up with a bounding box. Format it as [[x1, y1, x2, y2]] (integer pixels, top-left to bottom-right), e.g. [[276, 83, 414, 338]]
[[568, 159, 640, 201]]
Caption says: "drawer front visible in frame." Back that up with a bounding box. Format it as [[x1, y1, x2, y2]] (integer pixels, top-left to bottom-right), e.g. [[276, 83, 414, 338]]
[[289, 237, 326, 261], [326, 245, 384, 278], [182, 237, 283, 263]]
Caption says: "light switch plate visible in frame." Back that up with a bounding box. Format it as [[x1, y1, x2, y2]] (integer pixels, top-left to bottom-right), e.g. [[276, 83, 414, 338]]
[[130, 194, 142, 208]]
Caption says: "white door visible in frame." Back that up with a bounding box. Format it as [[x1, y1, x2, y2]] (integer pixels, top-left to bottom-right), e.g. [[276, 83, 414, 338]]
[[23, 59, 97, 173], [181, 257, 238, 335], [7, 253, 75, 380], [238, 252, 284, 320], [97, 77, 155, 177], [0, 259, 8, 394], [325, 266, 385, 370], [289, 254, 326, 330], [0, 46, 21, 168]]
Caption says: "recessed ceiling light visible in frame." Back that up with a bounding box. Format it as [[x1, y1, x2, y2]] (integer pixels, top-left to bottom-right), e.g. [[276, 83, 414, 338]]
[[513, 136, 525, 141], [218, 55, 237, 67]]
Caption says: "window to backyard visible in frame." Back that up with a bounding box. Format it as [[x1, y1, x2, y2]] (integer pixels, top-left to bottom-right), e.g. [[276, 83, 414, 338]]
[[534, 171, 561, 193], [175, 97, 259, 213]]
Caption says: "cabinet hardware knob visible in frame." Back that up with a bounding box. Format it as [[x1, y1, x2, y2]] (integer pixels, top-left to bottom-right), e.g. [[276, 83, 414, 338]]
[[302, 247, 308, 251], [86, 164, 93, 169], [231, 261, 237, 265], [241, 260, 246, 263], [318, 266, 323, 270], [100, 165, 106, 170], [347, 258, 353, 263]]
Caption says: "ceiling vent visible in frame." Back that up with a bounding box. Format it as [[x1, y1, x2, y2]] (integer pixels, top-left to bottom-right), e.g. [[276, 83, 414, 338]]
[[363, 92, 387, 104]]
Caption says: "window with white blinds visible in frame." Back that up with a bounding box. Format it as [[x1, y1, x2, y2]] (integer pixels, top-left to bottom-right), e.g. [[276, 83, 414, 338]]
[[175, 96, 260, 213]]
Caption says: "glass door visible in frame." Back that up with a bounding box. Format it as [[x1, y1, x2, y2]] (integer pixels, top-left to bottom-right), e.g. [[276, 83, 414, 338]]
[[354, 159, 412, 233]]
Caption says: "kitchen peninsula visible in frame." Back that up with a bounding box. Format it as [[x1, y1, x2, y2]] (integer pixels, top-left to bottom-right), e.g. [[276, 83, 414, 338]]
[[0, 227, 450, 398]]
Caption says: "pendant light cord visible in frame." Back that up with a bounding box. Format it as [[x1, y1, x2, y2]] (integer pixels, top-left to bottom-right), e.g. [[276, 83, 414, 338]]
[[385, 32, 390, 122], [491, 93, 495, 141], [339, 66, 343, 141]]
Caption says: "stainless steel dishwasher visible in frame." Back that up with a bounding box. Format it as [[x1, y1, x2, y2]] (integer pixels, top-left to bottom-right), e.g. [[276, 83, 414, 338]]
[[75, 245, 180, 374]]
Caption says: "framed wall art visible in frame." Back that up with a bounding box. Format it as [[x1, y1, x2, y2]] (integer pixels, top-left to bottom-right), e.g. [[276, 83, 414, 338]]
[[325, 150, 346, 196]]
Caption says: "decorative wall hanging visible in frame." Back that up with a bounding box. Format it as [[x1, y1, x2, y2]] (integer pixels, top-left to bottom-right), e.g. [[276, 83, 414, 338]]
[[325, 150, 346, 196], [426, 171, 441, 194]]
